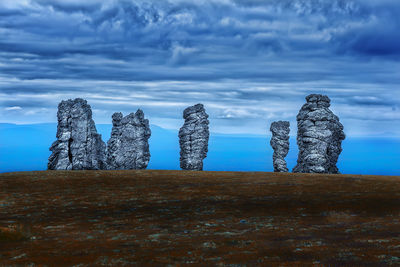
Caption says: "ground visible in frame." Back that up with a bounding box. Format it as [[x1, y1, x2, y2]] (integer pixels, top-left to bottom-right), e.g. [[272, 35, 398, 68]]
[[1, 170, 400, 266]]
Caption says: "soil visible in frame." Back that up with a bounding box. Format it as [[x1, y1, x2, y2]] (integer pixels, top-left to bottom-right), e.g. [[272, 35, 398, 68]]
[[1, 170, 400, 266]]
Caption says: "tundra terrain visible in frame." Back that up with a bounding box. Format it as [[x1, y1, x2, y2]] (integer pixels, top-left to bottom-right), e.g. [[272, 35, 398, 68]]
[[1, 170, 400, 266]]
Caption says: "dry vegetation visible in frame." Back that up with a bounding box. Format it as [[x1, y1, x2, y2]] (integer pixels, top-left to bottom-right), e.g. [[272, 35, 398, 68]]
[[1, 170, 400, 266]]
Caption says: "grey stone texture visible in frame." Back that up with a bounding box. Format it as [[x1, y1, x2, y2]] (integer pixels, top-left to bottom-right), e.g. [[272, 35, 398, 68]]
[[48, 98, 107, 170], [293, 94, 345, 174], [179, 104, 210, 171], [270, 121, 290, 172], [106, 110, 151, 170]]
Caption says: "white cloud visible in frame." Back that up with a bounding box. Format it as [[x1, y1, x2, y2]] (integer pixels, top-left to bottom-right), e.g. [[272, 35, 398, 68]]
[[4, 106, 22, 111], [170, 44, 200, 65]]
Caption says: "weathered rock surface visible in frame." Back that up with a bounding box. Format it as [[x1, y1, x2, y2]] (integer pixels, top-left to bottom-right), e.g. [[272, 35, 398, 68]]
[[107, 110, 151, 170], [293, 94, 345, 174], [48, 98, 107, 170], [270, 121, 290, 172], [179, 104, 210, 171]]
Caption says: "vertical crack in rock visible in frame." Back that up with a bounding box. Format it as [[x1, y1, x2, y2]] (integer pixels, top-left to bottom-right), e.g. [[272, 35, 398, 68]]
[[67, 138, 73, 163], [293, 94, 345, 174], [48, 98, 107, 170], [106, 110, 151, 170], [270, 121, 290, 172], [179, 104, 209, 171]]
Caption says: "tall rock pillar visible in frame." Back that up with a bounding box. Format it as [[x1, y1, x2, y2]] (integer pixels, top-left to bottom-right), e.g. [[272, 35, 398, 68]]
[[293, 94, 345, 174], [270, 121, 290, 172], [179, 104, 210, 171], [48, 98, 107, 170], [106, 110, 151, 170]]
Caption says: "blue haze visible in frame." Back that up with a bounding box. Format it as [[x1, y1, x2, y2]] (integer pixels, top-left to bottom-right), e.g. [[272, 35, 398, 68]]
[[1, 123, 399, 175]]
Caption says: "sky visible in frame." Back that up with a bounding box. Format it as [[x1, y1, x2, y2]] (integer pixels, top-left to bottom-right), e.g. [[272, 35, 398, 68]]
[[2, 123, 400, 175], [0, 0, 399, 136]]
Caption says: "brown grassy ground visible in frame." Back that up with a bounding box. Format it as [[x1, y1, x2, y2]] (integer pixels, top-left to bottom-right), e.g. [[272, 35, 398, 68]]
[[1, 170, 400, 266]]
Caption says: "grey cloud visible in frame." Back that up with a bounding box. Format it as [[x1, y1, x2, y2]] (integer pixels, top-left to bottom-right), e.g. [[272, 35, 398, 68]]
[[0, 8, 24, 16], [348, 96, 399, 107], [0, 0, 399, 135], [0, 0, 396, 61], [33, 0, 102, 13], [336, 24, 400, 57]]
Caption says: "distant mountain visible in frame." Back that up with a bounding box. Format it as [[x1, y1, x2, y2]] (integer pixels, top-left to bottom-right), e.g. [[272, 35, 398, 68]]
[[0, 123, 278, 173], [1, 123, 399, 175]]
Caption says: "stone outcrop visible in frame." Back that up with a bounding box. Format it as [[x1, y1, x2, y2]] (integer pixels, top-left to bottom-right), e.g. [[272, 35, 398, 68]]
[[270, 121, 290, 172], [48, 98, 107, 170], [179, 104, 209, 171], [106, 110, 151, 170], [293, 94, 345, 174]]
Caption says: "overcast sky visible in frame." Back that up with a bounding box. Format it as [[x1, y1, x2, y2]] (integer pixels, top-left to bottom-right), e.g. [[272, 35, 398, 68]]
[[0, 0, 399, 136]]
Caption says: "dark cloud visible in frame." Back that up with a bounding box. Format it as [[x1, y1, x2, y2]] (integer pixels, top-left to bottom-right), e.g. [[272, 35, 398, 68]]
[[349, 96, 397, 107], [331, 1, 400, 57], [0, 9, 24, 16], [338, 25, 400, 57]]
